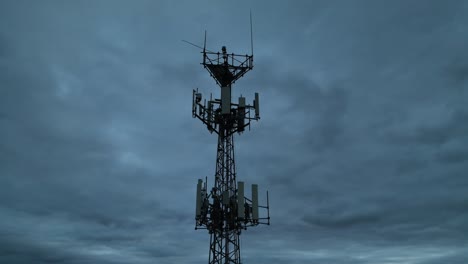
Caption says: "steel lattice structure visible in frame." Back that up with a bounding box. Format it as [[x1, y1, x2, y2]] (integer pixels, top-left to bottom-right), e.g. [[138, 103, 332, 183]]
[[191, 36, 270, 264]]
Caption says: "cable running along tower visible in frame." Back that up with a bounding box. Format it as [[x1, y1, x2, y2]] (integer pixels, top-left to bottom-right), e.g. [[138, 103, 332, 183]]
[[191, 16, 270, 264]]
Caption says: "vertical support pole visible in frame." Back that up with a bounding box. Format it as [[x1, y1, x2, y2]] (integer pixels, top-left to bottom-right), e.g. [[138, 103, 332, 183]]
[[267, 190, 270, 225], [192, 89, 197, 118]]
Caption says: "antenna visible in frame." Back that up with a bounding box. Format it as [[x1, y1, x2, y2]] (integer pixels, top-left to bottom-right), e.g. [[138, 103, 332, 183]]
[[195, 179, 202, 219], [250, 10, 254, 56], [182, 39, 215, 53], [182, 40, 204, 50], [252, 184, 259, 222], [237, 181, 245, 219], [204, 30, 207, 52]]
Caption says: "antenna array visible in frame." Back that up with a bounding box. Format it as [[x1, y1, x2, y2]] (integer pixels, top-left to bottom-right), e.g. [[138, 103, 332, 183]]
[[189, 14, 270, 264]]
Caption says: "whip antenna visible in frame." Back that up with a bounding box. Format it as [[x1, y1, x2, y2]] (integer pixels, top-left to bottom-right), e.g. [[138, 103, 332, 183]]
[[204, 30, 207, 52], [250, 10, 254, 56]]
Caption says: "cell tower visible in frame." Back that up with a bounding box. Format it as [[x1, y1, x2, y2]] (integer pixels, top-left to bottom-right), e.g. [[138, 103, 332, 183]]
[[190, 15, 270, 264]]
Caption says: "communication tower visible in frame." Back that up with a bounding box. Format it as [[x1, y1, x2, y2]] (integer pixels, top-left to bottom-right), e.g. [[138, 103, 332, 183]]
[[190, 15, 270, 264]]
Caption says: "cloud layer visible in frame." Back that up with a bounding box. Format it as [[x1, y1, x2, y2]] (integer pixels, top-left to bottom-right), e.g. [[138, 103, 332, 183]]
[[1, 1, 467, 263]]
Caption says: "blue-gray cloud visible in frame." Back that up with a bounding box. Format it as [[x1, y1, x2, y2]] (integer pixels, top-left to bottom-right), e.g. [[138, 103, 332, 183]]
[[1, 0, 467, 263]]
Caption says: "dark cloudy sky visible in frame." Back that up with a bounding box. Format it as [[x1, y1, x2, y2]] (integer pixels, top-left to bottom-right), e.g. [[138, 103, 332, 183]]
[[1, 0, 468, 263]]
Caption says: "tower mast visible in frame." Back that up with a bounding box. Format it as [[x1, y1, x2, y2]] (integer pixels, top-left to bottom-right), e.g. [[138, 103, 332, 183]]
[[191, 28, 270, 264]]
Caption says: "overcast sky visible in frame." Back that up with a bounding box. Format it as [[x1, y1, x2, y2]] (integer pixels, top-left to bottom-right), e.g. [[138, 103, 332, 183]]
[[1, 1, 468, 263]]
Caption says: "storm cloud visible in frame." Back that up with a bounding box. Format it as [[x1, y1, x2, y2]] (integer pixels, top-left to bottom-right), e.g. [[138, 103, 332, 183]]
[[1, 0, 467, 263]]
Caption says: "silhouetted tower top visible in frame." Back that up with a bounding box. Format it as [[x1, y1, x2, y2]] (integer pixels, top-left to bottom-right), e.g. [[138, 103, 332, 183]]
[[202, 44, 253, 88], [189, 12, 269, 264]]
